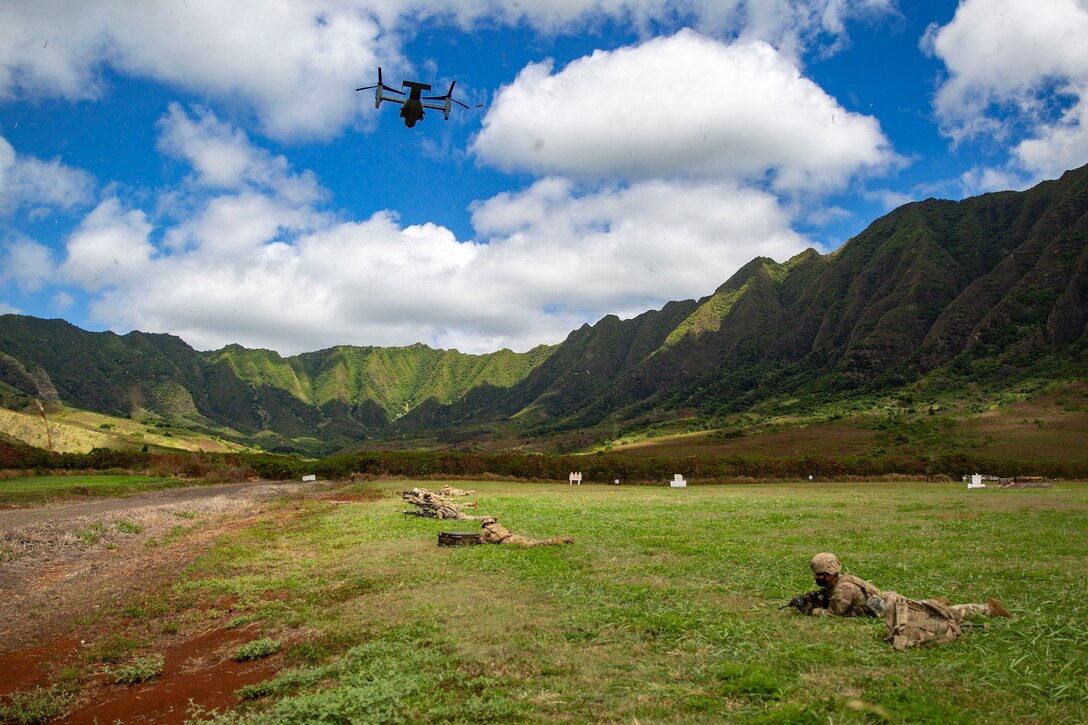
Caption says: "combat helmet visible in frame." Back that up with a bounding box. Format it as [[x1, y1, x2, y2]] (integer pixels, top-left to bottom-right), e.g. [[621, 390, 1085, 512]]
[[810, 552, 842, 575]]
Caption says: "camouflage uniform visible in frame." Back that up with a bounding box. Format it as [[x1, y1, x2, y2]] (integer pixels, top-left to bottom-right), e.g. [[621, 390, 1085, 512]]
[[439, 485, 476, 497], [814, 573, 884, 617], [807, 553, 1007, 621], [402, 487, 488, 521], [479, 517, 574, 547]]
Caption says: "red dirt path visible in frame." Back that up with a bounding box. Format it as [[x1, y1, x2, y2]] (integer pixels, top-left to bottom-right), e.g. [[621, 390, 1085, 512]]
[[0, 480, 318, 723]]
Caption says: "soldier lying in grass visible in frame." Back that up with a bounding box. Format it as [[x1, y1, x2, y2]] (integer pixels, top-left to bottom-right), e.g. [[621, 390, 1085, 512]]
[[783, 552, 1012, 649], [439, 485, 476, 497], [797, 552, 1012, 619], [479, 517, 574, 547], [402, 487, 489, 520]]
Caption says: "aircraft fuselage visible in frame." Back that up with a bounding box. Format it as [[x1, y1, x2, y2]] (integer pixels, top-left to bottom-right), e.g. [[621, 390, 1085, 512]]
[[398, 81, 430, 128]]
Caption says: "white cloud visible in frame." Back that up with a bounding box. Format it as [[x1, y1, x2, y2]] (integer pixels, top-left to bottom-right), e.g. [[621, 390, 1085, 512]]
[[19, 22, 880, 356], [472, 31, 896, 190], [0, 301, 20, 315], [0, 238, 55, 292], [156, 104, 326, 204], [0, 135, 95, 214], [1013, 86, 1088, 179], [53, 291, 74, 310], [860, 188, 916, 211], [81, 172, 814, 355], [926, 0, 1088, 179], [66, 108, 816, 355], [378, 0, 894, 57], [61, 198, 155, 291], [0, 1, 388, 140], [154, 105, 328, 257], [469, 177, 815, 312], [0, 1, 895, 140]]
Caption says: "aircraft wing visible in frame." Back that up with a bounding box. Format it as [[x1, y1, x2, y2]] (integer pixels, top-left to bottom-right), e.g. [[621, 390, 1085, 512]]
[[420, 101, 448, 111], [380, 95, 407, 106]]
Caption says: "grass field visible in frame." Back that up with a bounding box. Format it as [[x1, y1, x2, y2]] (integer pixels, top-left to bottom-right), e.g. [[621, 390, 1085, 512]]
[[601, 382, 1088, 462], [0, 475, 182, 504], [46, 479, 1077, 724], [0, 403, 251, 454]]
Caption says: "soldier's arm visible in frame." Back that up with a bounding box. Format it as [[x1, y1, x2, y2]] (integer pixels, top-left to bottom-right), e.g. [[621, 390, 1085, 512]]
[[828, 582, 864, 616]]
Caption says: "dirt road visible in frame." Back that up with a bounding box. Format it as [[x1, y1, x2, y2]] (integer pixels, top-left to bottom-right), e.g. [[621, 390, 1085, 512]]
[[0, 480, 315, 649], [0, 480, 306, 530], [0, 479, 339, 722]]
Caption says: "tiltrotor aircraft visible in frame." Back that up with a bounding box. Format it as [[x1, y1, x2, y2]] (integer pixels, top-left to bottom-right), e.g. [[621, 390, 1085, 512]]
[[356, 67, 481, 128]]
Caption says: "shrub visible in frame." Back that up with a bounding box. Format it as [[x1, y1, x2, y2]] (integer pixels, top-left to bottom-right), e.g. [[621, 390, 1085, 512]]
[[235, 637, 282, 661], [107, 655, 164, 684], [0, 685, 75, 724]]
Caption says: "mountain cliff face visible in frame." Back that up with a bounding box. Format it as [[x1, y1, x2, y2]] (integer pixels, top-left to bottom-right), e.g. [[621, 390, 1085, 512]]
[[2, 165, 1086, 452], [395, 164, 1088, 434], [0, 316, 554, 452]]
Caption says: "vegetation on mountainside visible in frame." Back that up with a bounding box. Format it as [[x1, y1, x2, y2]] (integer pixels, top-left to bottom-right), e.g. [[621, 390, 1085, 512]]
[[0, 399, 251, 455], [0, 165, 1086, 454]]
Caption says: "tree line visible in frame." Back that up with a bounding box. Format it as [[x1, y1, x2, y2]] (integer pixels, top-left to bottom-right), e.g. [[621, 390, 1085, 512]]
[[2, 441, 1084, 483]]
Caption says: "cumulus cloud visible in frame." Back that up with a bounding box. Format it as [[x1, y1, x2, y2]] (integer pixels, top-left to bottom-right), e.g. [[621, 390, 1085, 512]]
[[85, 176, 814, 355], [0, 238, 55, 292], [469, 177, 814, 311], [376, 0, 893, 57], [156, 104, 326, 204], [4, 7, 902, 354], [0, 1, 894, 140], [54, 103, 816, 354], [0, 0, 387, 139], [60, 198, 155, 292], [926, 0, 1088, 180], [155, 105, 328, 256], [472, 31, 896, 190], [0, 135, 95, 214]]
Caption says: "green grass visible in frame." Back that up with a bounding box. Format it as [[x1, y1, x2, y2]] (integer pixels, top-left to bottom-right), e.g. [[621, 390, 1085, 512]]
[[136, 482, 1088, 722], [0, 474, 182, 504], [0, 685, 76, 725], [234, 638, 283, 662], [106, 655, 164, 685]]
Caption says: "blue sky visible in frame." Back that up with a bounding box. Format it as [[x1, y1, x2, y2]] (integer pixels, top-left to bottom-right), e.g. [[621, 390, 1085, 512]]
[[2, 0, 1087, 355]]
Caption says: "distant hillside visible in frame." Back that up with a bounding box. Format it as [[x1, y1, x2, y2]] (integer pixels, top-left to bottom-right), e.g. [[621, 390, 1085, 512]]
[[0, 317, 553, 454], [2, 164, 1086, 455], [391, 163, 1088, 440]]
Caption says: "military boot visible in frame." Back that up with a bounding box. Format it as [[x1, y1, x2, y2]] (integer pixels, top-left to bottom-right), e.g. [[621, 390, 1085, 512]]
[[987, 598, 1012, 618]]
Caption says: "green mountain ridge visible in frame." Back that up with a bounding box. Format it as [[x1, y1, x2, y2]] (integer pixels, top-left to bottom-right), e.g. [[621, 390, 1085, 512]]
[[0, 317, 555, 453], [2, 164, 1086, 454], [389, 164, 1088, 438]]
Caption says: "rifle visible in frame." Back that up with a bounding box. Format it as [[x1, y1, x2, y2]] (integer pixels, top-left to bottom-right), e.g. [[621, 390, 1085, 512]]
[[778, 589, 828, 614]]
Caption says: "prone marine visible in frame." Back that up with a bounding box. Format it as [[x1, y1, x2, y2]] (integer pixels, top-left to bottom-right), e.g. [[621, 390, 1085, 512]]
[[784, 552, 1011, 649]]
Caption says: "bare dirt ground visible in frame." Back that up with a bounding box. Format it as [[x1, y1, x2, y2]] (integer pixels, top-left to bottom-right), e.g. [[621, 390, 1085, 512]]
[[0, 480, 325, 723]]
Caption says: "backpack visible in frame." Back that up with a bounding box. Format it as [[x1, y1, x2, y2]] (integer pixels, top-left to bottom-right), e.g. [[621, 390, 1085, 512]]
[[883, 596, 962, 650]]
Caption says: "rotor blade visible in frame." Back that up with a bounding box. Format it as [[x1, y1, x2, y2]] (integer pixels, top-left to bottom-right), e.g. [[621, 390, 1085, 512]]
[[381, 84, 401, 93], [355, 85, 377, 91], [452, 98, 469, 109], [448, 80, 457, 96]]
